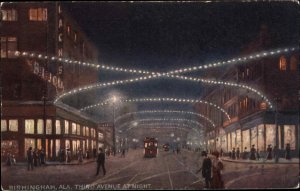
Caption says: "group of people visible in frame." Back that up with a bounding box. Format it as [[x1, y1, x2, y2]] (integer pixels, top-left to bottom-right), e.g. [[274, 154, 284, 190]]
[[26, 147, 46, 170], [197, 151, 224, 189], [227, 143, 292, 162], [6, 153, 17, 166]]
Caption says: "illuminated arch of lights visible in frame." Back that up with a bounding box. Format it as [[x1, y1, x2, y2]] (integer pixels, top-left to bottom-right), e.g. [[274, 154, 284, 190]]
[[15, 46, 297, 76], [80, 97, 231, 121], [114, 110, 216, 128], [117, 118, 204, 130], [118, 120, 203, 134], [125, 125, 201, 135]]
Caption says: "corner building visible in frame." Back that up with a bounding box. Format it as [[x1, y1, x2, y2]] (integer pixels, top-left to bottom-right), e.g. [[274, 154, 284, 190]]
[[1, 2, 106, 161]]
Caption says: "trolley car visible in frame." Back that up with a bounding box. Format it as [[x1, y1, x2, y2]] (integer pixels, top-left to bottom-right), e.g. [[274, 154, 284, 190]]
[[144, 137, 158, 158]]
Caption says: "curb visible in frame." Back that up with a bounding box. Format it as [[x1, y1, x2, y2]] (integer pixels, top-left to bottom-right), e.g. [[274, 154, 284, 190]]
[[221, 158, 299, 164]]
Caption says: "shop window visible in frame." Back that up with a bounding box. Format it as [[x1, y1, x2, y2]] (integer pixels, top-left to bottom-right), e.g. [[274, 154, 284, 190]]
[[76, 124, 80, 135], [1, 9, 17, 21], [86, 127, 90, 137], [25, 119, 35, 134], [37, 119, 44, 134], [72, 123, 76, 134], [29, 8, 47, 21], [56, 120, 61, 134], [65, 120, 69, 134], [1, 120, 7, 132], [83, 126, 86, 136], [46, 119, 52, 135], [279, 56, 287, 71], [9, 119, 18, 132], [290, 56, 298, 71], [1, 37, 17, 58]]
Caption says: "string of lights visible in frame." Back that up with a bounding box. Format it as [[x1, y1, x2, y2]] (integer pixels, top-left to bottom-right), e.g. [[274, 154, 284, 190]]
[[80, 97, 231, 121], [114, 110, 216, 128]]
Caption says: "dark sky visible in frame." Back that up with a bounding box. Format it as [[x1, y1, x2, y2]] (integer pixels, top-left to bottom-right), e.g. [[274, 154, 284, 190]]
[[62, 1, 298, 116]]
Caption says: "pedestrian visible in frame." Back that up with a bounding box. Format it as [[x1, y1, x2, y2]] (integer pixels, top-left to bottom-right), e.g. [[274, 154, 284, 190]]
[[12, 155, 16, 165], [6, 153, 12, 166], [256, 149, 260, 160], [285, 143, 291, 160], [243, 147, 248, 159], [33, 149, 38, 167], [96, 148, 106, 176], [266, 145, 273, 160], [232, 148, 236, 160], [250, 145, 256, 160], [66, 149, 71, 163], [61, 149, 66, 162], [220, 148, 223, 157], [228, 151, 232, 159], [274, 145, 279, 163], [78, 149, 83, 163], [211, 151, 224, 189], [40, 149, 45, 165], [93, 148, 97, 158], [86, 150, 90, 159], [196, 151, 212, 189], [236, 148, 240, 159], [27, 147, 34, 170], [121, 148, 125, 158]]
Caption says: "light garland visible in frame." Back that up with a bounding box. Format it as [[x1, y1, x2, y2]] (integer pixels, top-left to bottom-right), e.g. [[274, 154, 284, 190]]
[[80, 97, 231, 121], [114, 110, 216, 128]]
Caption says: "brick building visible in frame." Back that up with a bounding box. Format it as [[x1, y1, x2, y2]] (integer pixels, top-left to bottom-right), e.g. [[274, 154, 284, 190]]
[[1, 2, 107, 161], [196, 26, 299, 157]]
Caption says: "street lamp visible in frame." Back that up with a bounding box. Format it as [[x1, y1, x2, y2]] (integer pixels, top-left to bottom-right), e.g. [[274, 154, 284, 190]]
[[112, 96, 117, 156]]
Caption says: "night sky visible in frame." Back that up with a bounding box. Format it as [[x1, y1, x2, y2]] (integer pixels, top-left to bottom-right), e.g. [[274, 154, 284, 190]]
[[62, 1, 298, 118]]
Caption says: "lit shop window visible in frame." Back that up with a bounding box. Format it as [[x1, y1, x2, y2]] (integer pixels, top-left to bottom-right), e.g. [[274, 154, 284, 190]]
[[290, 56, 298, 71], [24, 138, 35, 157], [9, 119, 18, 132], [65, 120, 69, 134], [37, 119, 44, 134], [98, 132, 104, 141], [76, 124, 80, 135], [1, 9, 17, 21], [56, 120, 61, 134], [82, 126, 85, 136], [29, 8, 47, 21], [86, 127, 90, 137], [46, 119, 52, 135], [72, 123, 76, 134], [25, 119, 35, 134], [279, 56, 287, 71], [1, 37, 17, 58], [1, 120, 7, 132]]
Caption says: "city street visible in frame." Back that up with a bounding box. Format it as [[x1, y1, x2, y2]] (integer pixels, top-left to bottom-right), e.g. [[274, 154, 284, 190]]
[[2, 149, 299, 190]]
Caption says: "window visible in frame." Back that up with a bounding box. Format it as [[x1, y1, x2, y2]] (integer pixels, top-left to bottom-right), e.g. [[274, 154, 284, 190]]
[[83, 126, 86, 136], [37, 119, 44, 134], [9, 119, 18, 132], [65, 120, 69, 134], [46, 119, 52, 134], [29, 8, 47, 21], [25, 119, 35, 134], [1, 9, 17, 21], [1, 37, 17, 58], [72, 122, 76, 134], [76, 124, 80, 135], [290, 56, 298, 71], [86, 127, 89, 137], [24, 138, 35, 157], [56, 120, 61, 134], [279, 56, 287, 71], [98, 132, 104, 141], [1, 120, 7, 132]]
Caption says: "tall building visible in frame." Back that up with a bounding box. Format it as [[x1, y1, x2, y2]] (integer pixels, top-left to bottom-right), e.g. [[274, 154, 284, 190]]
[[196, 26, 299, 156], [1, 2, 105, 161]]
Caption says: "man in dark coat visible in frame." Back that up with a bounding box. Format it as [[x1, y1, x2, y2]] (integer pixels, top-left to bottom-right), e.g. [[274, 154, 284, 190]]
[[96, 148, 106, 176], [285, 144, 291, 160], [250, 145, 256, 160], [197, 151, 212, 189], [27, 147, 34, 170]]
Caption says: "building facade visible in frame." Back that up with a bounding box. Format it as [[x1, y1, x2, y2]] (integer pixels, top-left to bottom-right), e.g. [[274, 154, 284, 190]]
[[1, 2, 106, 161], [197, 26, 299, 157]]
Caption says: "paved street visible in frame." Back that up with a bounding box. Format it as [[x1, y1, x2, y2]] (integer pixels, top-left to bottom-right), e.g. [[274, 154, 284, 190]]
[[2, 149, 299, 190]]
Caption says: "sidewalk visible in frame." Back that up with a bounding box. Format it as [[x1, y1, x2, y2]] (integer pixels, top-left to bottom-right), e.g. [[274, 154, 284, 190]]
[[221, 156, 299, 164]]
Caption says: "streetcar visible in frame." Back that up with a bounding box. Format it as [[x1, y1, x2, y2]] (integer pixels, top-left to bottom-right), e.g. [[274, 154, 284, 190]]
[[144, 137, 158, 158]]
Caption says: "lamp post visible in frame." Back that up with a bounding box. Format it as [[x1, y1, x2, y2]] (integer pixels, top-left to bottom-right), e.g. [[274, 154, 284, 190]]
[[275, 96, 281, 149], [112, 96, 117, 156]]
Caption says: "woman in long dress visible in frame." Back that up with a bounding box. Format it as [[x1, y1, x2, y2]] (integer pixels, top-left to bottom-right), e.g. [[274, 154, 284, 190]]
[[211, 151, 224, 189]]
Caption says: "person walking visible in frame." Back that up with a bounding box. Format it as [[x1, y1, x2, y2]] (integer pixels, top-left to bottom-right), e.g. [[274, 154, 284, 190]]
[[96, 148, 106, 176], [232, 148, 236, 160], [196, 151, 212, 189], [27, 147, 34, 170], [236, 148, 240, 159], [78, 149, 83, 163], [256, 149, 260, 161], [40, 149, 45, 165], [266, 145, 273, 160], [211, 151, 224, 189], [243, 147, 248, 159], [250, 145, 256, 160], [285, 143, 291, 160], [274, 145, 279, 163]]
